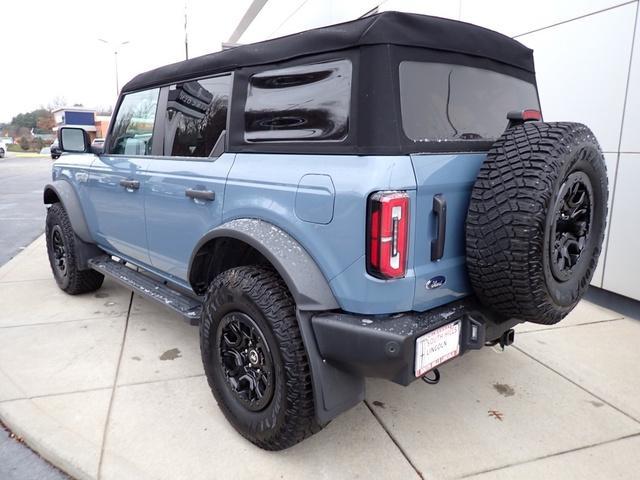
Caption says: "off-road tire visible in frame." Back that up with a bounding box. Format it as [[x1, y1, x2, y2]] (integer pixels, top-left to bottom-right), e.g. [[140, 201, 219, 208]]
[[45, 203, 104, 294], [466, 122, 608, 325], [200, 266, 320, 450]]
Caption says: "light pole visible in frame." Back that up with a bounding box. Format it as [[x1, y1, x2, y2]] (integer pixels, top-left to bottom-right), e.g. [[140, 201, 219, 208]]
[[98, 39, 130, 96]]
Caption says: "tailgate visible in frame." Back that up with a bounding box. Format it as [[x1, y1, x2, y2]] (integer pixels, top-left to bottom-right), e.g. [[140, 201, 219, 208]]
[[410, 153, 486, 311]]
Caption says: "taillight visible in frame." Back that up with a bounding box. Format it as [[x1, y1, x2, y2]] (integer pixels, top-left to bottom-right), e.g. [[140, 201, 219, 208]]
[[367, 191, 409, 279]]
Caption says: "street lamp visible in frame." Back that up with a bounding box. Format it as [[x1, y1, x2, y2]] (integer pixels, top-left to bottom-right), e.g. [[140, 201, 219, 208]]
[[98, 39, 130, 96]]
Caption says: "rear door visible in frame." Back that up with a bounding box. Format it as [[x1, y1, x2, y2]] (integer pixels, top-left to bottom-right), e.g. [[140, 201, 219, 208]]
[[87, 88, 159, 264], [144, 74, 233, 283], [398, 61, 541, 311]]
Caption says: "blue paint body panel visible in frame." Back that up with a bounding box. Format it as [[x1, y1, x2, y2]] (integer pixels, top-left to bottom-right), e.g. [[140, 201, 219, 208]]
[[144, 153, 236, 280], [86, 155, 150, 264], [57, 149, 486, 315], [409, 153, 486, 311], [295, 174, 335, 225]]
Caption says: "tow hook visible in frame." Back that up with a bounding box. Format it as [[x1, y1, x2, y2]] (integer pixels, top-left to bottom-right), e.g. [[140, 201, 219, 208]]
[[421, 368, 441, 385]]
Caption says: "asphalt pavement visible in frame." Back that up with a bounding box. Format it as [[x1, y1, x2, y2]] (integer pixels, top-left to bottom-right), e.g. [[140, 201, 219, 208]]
[[0, 153, 52, 265], [0, 151, 69, 479]]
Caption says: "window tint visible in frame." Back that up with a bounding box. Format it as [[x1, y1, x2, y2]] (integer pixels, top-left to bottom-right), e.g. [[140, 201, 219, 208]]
[[399, 61, 540, 142], [244, 59, 352, 142], [110, 89, 159, 155], [164, 75, 231, 157]]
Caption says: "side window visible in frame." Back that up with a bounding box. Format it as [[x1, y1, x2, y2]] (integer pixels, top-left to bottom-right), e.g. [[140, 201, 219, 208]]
[[109, 89, 159, 155], [163, 75, 231, 157], [244, 59, 352, 142]]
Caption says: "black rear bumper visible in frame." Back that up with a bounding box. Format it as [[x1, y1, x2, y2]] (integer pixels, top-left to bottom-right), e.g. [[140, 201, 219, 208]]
[[311, 298, 521, 386]]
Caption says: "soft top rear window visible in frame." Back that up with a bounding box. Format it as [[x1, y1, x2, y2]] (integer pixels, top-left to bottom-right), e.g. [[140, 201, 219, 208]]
[[399, 61, 539, 143]]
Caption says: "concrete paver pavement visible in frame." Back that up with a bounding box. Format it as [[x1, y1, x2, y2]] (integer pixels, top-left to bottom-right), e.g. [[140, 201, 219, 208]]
[[0, 236, 639, 480]]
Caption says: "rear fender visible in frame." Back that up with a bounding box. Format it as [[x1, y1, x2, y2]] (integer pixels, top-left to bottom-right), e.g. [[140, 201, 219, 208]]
[[188, 218, 338, 311]]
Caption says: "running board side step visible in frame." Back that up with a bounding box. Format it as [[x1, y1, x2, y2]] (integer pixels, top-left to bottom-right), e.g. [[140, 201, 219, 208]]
[[88, 256, 202, 325]]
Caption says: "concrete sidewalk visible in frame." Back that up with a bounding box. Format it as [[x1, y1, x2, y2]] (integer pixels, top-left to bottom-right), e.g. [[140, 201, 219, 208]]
[[0, 236, 639, 480]]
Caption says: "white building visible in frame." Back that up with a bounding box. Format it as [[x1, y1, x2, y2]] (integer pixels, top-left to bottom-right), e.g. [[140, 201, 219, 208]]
[[234, 0, 640, 301]]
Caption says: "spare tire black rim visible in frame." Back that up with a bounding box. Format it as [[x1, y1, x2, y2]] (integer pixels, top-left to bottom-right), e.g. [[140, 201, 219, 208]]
[[217, 312, 274, 411], [51, 225, 68, 278], [549, 171, 593, 282]]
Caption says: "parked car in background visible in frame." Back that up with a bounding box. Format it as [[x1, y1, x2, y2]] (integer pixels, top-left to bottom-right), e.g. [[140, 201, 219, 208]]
[[0, 140, 6, 158], [43, 12, 608, 450], [50, 139, 61, 159]]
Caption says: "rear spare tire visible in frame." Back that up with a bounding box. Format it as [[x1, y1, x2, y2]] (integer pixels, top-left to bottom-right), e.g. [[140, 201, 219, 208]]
[[466, 122, 608, 325]]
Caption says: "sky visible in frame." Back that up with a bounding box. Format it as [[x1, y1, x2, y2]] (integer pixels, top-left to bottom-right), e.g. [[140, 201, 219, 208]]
[[0, 0, 460, 124], [0, 0, 252, 123]]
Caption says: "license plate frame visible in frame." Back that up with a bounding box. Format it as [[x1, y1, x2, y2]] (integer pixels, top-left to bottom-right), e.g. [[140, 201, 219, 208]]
[[414, 320, 461, 377]]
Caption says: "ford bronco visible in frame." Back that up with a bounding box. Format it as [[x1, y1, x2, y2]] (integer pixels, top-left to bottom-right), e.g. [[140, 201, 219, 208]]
[[44, 12, 608, 450]]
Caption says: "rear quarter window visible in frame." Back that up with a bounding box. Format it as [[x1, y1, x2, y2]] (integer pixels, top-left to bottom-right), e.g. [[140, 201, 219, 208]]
[[244, 59, 352, 142], [399, 61, 540, 142]]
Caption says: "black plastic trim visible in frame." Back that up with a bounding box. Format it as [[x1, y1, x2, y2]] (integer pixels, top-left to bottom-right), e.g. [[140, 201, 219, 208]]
[[188, 219, 339, 311], [431, 194, 446, 261], [311, 297, 521, 386], [43, 181, 93, 243]]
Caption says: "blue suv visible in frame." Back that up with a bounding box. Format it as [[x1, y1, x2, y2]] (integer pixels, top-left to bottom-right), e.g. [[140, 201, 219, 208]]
[[44, 12, 608, 450]]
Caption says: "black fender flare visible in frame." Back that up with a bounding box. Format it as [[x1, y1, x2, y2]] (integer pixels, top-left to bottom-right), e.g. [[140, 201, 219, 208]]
[[188, 218, 339, 311], [43, 180, 93, 243], [43, 181, 102, 270]]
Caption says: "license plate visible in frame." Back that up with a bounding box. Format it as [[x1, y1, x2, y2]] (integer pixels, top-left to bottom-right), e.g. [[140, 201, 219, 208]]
[[414, 320, 461, 377]]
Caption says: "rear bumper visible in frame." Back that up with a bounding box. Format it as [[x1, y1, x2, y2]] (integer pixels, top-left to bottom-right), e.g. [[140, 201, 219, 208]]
[[311, 297, 521, 386]]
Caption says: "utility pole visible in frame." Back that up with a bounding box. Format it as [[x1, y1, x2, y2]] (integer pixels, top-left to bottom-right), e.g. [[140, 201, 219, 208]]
[[99, 39, 130, 96], [227, 0, 268, 44], [184, 0, 189, 60]]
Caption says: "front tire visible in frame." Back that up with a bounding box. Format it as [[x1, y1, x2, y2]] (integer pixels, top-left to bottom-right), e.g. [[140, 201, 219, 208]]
[[45, 203, 104, 294], [200, 266, 319, 450]]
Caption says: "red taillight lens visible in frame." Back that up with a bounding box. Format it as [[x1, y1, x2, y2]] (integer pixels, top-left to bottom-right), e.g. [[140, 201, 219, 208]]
[[367, 191, 409, 279], [522, 109, 542, 121]]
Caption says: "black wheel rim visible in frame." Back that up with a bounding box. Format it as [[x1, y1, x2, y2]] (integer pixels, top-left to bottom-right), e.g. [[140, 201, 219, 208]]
[[216, 312, 275, 412], [549, 171, 593, 282], [51, 225, 68, 279]]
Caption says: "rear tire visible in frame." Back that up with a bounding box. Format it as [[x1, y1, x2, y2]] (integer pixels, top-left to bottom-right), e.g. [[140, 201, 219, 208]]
[[200, 266, 320, 450], [466, 122, 608, 325], [45, 203, 104, 294]]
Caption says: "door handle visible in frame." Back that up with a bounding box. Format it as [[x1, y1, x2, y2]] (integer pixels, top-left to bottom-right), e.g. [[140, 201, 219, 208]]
[[431, 194, 446, 261], [119, 179, 140, 190], [185, 188, 215, 202]]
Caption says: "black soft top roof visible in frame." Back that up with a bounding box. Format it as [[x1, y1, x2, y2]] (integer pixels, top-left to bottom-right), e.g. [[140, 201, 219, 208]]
[[122, 11, 534, 93]]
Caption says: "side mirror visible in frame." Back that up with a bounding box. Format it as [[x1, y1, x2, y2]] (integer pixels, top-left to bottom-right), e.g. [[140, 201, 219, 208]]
[[59, 127, 91, 153]]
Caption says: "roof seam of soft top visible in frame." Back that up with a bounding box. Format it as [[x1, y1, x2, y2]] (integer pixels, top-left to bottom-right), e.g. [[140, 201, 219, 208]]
[[357, 14, 382, 43], [122, 11, 535, 93]]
